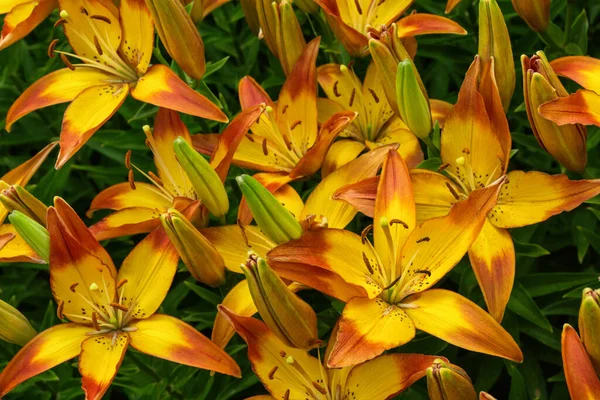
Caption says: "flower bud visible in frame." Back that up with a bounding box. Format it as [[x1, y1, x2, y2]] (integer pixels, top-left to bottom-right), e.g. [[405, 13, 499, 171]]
[[8, 211, 49, 263], [427, 359, 477, 400], [521, 52, 587, 173], [144, 0, 206, 80], [368, 24, 428, 117], [396, 59, 432, 139], [294, 0, 319, 13], [173, 136, 229, 217], [0, 183, 47, 225], [239, 0, 261, 35], [160, 208, 225, 287], [257, 0, 306, 75], [242, 255, 321, 349], [579, 288, 600, 374], [478, 0, 515, 111], [0, 299, 36, 346], [235, 175, 302, 245], [511, 0, 549, 33]]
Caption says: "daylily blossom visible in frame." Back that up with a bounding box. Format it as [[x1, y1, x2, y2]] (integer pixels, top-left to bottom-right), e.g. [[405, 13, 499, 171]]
[[334, 56, 600, 323], [313, 0, 466, 57], [268, 149, 523, 367], [538, 56, 600, 130], [0, 299, 37, 346], [6, 0, 228, 169], [317, 62, 453, 176], [193, 38, 358, 223], [0, 0, 56, 50], [511, 0, 550, 32], [0, 198, 240, 399], [522, 52, 588, 173], [427, 359, 477, 400], [579, 288, 600, 374], [0, 142, 56, 264], [562, 324, 600, 399], [219, 306, 443, 400], [206, 146, 394, 350], [88, 106, 261, 241]]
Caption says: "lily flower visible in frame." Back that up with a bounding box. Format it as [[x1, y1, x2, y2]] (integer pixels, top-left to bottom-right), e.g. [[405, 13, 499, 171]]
[[88, 106, 261, 241], [204, 146, 394, 350], [538, 55, 600, 130], [317, 62, 454, 176], [6, 0, 228, 169], [219, 306, 443, 400], [0, 0, 56, 50], [193, 38, 358, 223], [334, 56, 600, 323], [522, 52, 588, 173], [314, 0, 466, 57], [267, 149, 522, 367], [0, 142, 56, 264], [0, 197, 240, 399], [562, 324, 600, 399]]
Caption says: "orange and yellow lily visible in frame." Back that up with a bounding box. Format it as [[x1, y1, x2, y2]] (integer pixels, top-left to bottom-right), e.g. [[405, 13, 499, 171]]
[[316, 62, 453, 176], [267, 149, 522, 367], [0, 197, 240, 399], [0, 142, 56, 264], [6, 0, 228, 169], [561, 324, 600, 399], [314, 0, 466, 57], [335, 56, 600, 323], [192, 38, 358, 223], [219, 306, 443, 400], [538, 55, 600, 129], [0, 0, 56, 50], [88, 106, 261, 241]]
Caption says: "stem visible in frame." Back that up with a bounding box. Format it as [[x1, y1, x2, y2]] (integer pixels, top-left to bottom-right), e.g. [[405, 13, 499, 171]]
[[422, 135, 439, 158]]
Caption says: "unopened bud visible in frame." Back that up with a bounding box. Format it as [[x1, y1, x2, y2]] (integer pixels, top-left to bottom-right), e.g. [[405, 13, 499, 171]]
[[242, 257, 321, 350], [8, 211, 49, 263], [0, 183, 47, 225], [161, 208, 225, 287], [511, 0, 549, 33], [427, 359, 477, 400], [236, 175, 302, 245], [396, 59, 432, 139], [579, 288, 600, 374], [173, 137, 229, 217], [0, 299, 37, 346]]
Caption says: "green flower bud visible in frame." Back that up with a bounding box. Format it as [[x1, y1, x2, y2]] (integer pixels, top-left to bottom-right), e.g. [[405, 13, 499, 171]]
[[396, 58, 433, 139], [579, 288, 600, 374], [0, 299, 37, 346], [8, 211, 49, 263], [427, 359, 477, 400]]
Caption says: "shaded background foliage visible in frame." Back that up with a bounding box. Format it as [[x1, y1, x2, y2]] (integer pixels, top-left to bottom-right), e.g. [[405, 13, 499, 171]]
[[1, 0, 600, 398]]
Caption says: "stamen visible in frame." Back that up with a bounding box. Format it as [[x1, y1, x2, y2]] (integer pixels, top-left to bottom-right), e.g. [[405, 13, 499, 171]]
[[268, 366, 278, 380], [353, 0, 363, 15], [80, 6, 89, 15], [445, 182, 460, 200], [361, 224, 373, 243], [245, 133, 255, 142], [333, 81, 341, 97], [54, 19, 67, 28], [60, 53, 75, 70], [92, 312, 101, 331], [90, 15, 111, 23], [128, 169, 136, 190], [415, 269, 431, 277], [312, 381, 327, 395], [56, 300, 64, 319], [390, 219, 409, 229], [437, 163, 450, 172], [283, 389, 290, 400], [416, 237, 430, 243], [70, 282, 79, 292], [121, 326, 138, 332], [290, 120, 302, 130], [281, 104, 289, 114], [237, 219, 251, 248], [349, 88, 356, 107], [262, 138, 269, 156], [362, 253, 374, 274], [110, 302, 129, 312], [125, 150, 132, 169], [47, 39, 59, 58], [117, 279, 128, 289], [368, 88, 380, 103], [148, 171, 163, 187], [93, 36, 103, 55]]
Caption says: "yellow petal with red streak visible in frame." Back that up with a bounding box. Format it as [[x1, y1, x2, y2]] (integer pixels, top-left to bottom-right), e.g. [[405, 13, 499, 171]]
[[375, 119, 423, 167], [332, 176, 378, 218], [550, 56, 600, 94], [217, 306, 322, 395], [321, 139, 366, 178], [327, 297, 416, 368], [347, 353, 442, 399], [0, 224, 43, 263], [6, 69, 112, 132], [399, 180, 503, 293], [79, 333, 129, 400], [374, 149, 415, 277], [430, 99, 453, 128], [119, 0, 153, 74], [211, 280, 256, 349], [480, 58, 511, 164], [317, 63, 364, 115], [302, 145, 392, 229], [57, 84, 129, 168], [116, 227, 179, 318], [238, 75, 275, 109], [491, 170, 600, 229], [89, 207, 163, 241], [411, 169, 460, 223], [88, 182, 171, 215], [404, 289, 523, 362], [276, 38, 320, 154], [468, 220, 515, 322], [131, 64, 228, 122], [0, 0, 56, 50], [267, 229, 384, 299], [129, 314, 241, 377], [395, 14, 467, 38], [562, 324, 600, 399], [315, 0, 367, 57], [201, 225, 277, 273], [0, 323, 89, 397], [539, 89, 600, 127]]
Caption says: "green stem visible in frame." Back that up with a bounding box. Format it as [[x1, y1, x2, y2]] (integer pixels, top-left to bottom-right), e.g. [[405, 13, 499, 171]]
[[422, 135, 439, 157]]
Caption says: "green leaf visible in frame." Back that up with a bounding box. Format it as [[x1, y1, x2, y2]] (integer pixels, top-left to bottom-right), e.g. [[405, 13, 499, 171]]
[[507, 363, 528, 400], [416, 157, 442, 171], [183, 281, 221, 305], [519, 273, 600, 297], [507, 283, 553, 332], [204, 56, 230, 78], [569, 10, 589, 53], [514, 239, 550, 257]]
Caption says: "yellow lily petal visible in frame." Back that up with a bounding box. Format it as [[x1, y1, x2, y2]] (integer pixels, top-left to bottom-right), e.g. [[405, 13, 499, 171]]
[[332, 176, 378, 218], [88, 182, 171, 215], [430, 99, 453, 128], [57, 83, 130, 168], [411, 169, 460, 223], [321, 139, 366, 177], [79, 333, 129, 400], [212, 280, 256, 349], [272, 184, 304, 221], [119, 0, 153, 75], [490, 170, 600, 229], [539, 89, 600, 128], [395, 13, 467, 38], [374, 118, 424, 168], [314, 0, 369, 57], [0, 224, 43, 264], [550, 56, 600, 94], [562, 324, 600, 399], [90, 207, 163, 241], [0, 0, 56, 50], [404, 289, 523, 362], [468, 220, 515, 322], [0, 323, 89, 397], [116, 227, 179, 319], [368, 0, 412, 27]]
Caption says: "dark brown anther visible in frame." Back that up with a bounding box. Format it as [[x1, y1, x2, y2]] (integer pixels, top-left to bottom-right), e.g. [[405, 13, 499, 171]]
[[362, 253, 374, 274], [368, 88, 380, 103], [349, 88, 356, 107], [90, 15, 111, 24], [333, 81, 341, 97], [262, 138, 269, 155], [92, 312, 101, 331], [281, 104, 288, 114], [148, 171, 164, 187], [445, 182, 460, 200], [56, 300, 64, 319], [128, 169, 136, 190], [268, 366, 278, 380], [245, 133, 255, 142], [54, 19, 67, 28], [280, 350, 287, 358], [80, 6, 89, 15], [283, 134, 293, 151], [93, 36, 103, 55], [283, 389, 290, 400], [117, 279, 128, 289], [390, 219, 409, 229], [377, 0, 386, 5], [415, 269, 432, 277], [353, 0, 363, 14], [47, 39, 59, 58], [437, 163, 450, 172], [60, 53, 75, 70], [462, 148, 471, 154], [290, 120, 302, 130], [416, 237, 430, 243], [361, 224, 373, 244], [69, 282, 79, 293], [110, 302, 129, 312], [125, 150, 132, 169], [313, 382, 327, 395]]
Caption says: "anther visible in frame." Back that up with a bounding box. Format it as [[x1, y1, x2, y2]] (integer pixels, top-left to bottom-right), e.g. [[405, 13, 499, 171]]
[[93, 36, 103, 55], [245, 133, 255, 142], [110, 302, 129, 312], [362, 253, 374, 274], [92, 312, 101, 331], [333, 81, 341, 97], [47, 39, 59, 58], [416, 237, 430, 243], [390, 219, 409, 229], [90, 15, 111, 23], [369, 88, 380, 103], [148, 171, 163, 186], [290, 120, 302, 130], [445, 182, 460, 200], [437, 163, 450, 172], [280, 350, 287, 357], [57, 300, 65, 319], [282, 134, 293, 151], [281, 104, 288, 114], [262, 138, 269, 156], [353, 0, 363, 14], [349, 88, 356, 107], [70, 282, 79, 292], [54, 19, 67, 28], [60, 53, 75, 70], [462, 148, 471, 154], [117, 279, 128, 289], [283, 389, 290, 400], [312, 381, 327, 395], [125, 150, 132, 169], [415, 269, 432, 277], [237, 219, 251, 248], [128, 169, 136, 190], [80, 6, 89, 15], [89, 282, 99, 291], [268, 366, 278, 380], [361, 224, 373, 244]]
